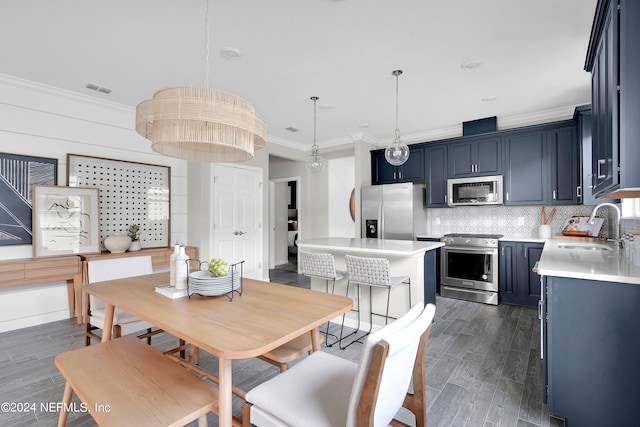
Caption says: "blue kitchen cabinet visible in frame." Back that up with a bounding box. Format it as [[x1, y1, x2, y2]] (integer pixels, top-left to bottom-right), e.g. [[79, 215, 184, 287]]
[[424, 143, 448, 208], [585, 0, 640, 198], [447, 136, 501, 178], [503, 129, 548, 206], [548, 125, 580, 205], [371, 145, 425, 184], [541, 275, 640, 426], [503, 122, 580, 206], [498, 241, 542, 307]]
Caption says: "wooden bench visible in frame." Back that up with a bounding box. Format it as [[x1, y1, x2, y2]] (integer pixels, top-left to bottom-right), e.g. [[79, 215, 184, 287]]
[[54, 336, 218, 426]]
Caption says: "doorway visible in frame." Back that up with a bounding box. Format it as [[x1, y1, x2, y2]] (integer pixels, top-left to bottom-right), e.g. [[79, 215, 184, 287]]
[[269, 176, 300, 272]]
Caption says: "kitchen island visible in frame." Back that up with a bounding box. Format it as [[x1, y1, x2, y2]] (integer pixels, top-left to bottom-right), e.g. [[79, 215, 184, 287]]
[[296, 237, 443, 329], [537, 240, 640, 427]]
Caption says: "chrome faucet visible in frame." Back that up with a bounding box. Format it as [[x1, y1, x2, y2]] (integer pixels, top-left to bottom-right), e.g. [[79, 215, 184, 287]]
[[589, 202, 621, 247]]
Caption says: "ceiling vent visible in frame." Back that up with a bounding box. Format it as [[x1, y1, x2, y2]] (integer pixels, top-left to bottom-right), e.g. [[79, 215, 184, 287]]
[[285, 127, 299, 132], [85, 83, 112, 94]]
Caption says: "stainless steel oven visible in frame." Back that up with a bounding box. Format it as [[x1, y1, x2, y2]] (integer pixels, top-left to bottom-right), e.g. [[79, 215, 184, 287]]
[[440, 233, 502, 305]]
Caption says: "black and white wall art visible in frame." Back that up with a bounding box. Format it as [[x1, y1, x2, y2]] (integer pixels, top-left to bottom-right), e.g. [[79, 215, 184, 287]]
[[0, 153, 57, 246]]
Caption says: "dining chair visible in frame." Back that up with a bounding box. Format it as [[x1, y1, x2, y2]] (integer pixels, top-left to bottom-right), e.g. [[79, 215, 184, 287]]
[[242, 302, 435, 427], [84, 255, 163, 345], [298, 251, 346, 346], [339, 254, 411, 349]]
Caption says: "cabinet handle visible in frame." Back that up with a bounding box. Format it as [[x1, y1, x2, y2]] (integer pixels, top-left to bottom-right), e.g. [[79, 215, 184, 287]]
[[501, 247, 504, 256], [552, 190, 556, 200], [444, 194, 447, 204], [597, 159, 606, 179], [393, 171, 397, 180], [506, 192, 509, 201], [524, 249, 528, 259], [577, 186, 582, 198], [399, 170, 403, 180]]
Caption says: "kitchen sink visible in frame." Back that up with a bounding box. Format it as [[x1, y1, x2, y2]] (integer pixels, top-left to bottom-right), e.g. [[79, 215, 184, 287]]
[[556, 242, 612, 251]]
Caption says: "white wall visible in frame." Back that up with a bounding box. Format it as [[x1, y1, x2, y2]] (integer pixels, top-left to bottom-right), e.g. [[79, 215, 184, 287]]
[[328, 157, 355, 237], [0, 75, 188, 332]]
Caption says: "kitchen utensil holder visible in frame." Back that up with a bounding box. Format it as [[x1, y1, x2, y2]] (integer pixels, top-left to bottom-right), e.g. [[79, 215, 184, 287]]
[[185, 259, 244, 301]]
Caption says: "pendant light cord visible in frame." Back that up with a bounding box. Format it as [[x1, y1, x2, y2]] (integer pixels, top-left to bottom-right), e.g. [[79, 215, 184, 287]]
[[312, 96, 319, 155], [204, 0, 210, 87], [394, 70, 402, 143]]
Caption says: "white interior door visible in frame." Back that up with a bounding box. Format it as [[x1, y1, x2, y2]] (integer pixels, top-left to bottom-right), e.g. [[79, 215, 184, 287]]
[[211, 165, 263, 280]]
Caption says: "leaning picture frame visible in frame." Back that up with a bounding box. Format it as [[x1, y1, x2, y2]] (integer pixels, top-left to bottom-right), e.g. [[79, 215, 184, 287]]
[[0, 152, 58, 246], [32, 185, 100, 257]]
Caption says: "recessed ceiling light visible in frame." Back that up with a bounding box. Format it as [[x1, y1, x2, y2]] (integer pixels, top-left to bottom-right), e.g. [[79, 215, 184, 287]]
[[482, 95, 497, 102], [221, 47, 242, 59], [285, 127, 299, 132], [460, 60, 483, 70]]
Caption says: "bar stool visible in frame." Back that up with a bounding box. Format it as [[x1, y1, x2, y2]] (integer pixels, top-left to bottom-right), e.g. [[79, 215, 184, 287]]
[[299, 251, 346, 346], [339, 254, 411, 349]]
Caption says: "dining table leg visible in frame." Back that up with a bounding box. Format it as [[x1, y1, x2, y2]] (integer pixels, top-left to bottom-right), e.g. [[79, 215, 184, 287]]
[[100, 303, 115, 343], [218, 356, 233, 427], [310, 327, 322, 352]]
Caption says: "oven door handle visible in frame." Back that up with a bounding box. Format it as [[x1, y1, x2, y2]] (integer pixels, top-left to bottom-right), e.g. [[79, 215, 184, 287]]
[[442, 246, 498, 255]]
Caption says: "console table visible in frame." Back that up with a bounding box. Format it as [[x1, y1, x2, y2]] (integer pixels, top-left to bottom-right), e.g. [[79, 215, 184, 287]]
[[0, 256, 82, 320]]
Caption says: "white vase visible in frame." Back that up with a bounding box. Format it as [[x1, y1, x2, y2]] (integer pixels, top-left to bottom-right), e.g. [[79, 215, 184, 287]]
[[104, 233, 131, 253], [169, 244, 180, 287], [128, 241, 142, 252], [175, 246, 189, 290]]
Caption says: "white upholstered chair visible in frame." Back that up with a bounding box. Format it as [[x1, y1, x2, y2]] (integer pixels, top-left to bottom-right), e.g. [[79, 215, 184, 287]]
[[84, 256, 163, 345], [339, 254, 412, 349], [242, 303, 436, 427]]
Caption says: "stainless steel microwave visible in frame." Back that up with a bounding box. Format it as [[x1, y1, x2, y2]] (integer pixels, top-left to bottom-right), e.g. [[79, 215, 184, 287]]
[[447, 175, 503, 206]]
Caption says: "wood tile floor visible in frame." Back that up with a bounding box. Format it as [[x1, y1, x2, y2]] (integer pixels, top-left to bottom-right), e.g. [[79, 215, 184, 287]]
[[0, 265, 564, 426]]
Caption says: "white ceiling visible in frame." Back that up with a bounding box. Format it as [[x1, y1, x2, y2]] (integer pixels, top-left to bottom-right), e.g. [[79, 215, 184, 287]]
[[0, 0, 598, 152]]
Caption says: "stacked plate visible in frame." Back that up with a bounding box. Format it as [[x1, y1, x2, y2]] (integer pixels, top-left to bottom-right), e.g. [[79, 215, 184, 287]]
[[188, 270, 241, 296]]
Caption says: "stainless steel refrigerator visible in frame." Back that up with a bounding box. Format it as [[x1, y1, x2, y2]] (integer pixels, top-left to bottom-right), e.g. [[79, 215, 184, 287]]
[[361, 183, 426, 240]]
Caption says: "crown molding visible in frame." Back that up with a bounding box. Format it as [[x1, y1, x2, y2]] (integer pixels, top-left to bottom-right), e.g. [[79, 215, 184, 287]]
[[0, 73, 135, 114]]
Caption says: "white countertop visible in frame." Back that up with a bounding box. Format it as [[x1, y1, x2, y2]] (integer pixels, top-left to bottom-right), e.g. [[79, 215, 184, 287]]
[[296, 237, 444, 257], [537, 239, 640, 284]]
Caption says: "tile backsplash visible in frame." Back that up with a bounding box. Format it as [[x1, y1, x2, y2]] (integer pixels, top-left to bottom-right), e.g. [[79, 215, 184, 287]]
[[426, 204, 622, 239]]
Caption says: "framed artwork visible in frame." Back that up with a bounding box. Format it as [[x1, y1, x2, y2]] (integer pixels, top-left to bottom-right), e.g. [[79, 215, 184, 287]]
[[0, 152, 58, 246], [67, 154, 170, 249], [32, 185, 100, 257]]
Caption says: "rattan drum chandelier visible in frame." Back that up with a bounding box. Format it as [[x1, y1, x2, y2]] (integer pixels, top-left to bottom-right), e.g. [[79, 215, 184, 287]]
[[135, 1, 266, 163]]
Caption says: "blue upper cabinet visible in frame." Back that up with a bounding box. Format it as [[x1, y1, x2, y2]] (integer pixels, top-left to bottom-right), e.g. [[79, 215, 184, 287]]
[[447, 136, 502, 178], [503, 129, 548, 205], [549, 125, 580, 205], [503, 122, 580, 206], [585, 0, 640, 198], [424, 143, 448, 208], [371, 145, 425, 185]]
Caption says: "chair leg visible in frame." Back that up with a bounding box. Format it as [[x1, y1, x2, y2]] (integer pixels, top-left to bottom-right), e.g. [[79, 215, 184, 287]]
[[113, 324, 122, 339], [385, 286, 392, 325], [146, 328, 152, 345], [339, 281, 361, 349], [322, 278, 339, 347], [242, 402, 253, 427], [340, 284, 373, 350]]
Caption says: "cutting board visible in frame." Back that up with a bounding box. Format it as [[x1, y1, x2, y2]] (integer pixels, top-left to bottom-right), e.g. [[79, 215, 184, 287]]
[[552, 235, 609, 242]]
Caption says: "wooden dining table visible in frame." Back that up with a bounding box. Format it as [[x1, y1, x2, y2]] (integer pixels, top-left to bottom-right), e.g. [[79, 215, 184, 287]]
[[85, 272, 353, 427]]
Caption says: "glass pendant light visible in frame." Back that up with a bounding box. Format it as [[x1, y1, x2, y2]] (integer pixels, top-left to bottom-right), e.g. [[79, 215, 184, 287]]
[[306, 96, 325, 174], [384, 69, 410, 166]]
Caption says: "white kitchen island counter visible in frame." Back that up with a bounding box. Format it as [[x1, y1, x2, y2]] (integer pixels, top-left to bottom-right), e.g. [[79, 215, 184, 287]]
[[296, 238, 442, 330], [296, 237, 443, 256]]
